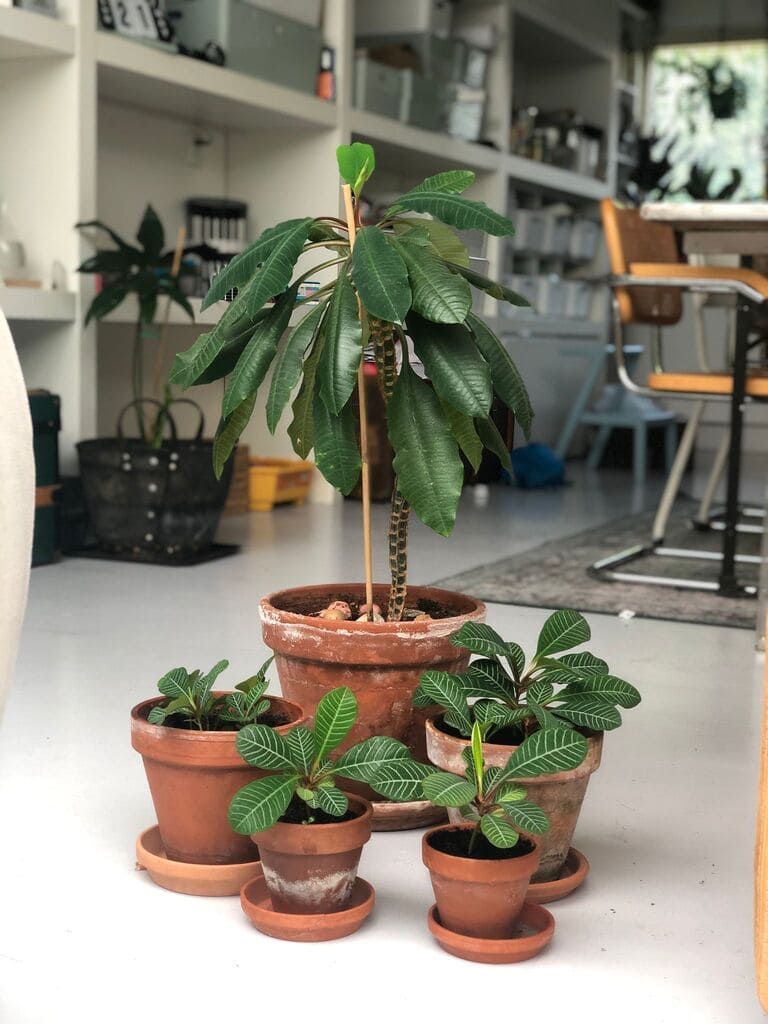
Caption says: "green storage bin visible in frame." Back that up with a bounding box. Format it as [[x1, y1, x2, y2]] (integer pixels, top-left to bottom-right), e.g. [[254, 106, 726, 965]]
[[28, 390, 60, 567]]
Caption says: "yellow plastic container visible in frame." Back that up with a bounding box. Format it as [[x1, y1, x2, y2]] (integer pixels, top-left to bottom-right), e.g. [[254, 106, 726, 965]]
[[248, 457, 314, 511]]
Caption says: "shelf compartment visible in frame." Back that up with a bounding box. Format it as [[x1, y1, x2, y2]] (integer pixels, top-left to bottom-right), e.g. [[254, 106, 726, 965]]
[[506, 154, 610, 201], [0, 7, 74, 59], [1, 287, 75, 323], [96, 33, 337, 133]]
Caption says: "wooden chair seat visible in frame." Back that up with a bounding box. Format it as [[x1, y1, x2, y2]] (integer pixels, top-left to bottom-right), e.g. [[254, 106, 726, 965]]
[[647, 371, 768, 397]]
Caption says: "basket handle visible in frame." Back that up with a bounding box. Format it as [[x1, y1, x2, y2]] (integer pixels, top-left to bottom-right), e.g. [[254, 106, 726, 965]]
[[164, 398, 206, 441], [116, 399, 178, 442]]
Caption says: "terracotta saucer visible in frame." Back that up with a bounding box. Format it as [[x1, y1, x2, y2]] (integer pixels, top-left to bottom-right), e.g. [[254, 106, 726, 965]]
[[427, 901, 555, 964], [527, 847, 589, 905], [240, 875, 375, 942], [136, 826, 262, 897], [372, 798, 447, 831]]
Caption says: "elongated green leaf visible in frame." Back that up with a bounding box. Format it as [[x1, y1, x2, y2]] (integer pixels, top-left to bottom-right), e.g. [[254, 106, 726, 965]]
[[77, 250, 136, 275], [475, 414, 512, 473], [285, 726, 316, 774], [288, 332, 324, 458], [236, 724, 296, 770], [222, 287, 296, 418], [418, 671, 472, 736], [536, 611, 591, 659], [496, 728, 588, 785], [394, 217, 469, 266], [195, 659, 229, 702], [351, 226, 411, 324], [314, 785, 349, 817], [313, 686, 357, 759], [83, 284, 128, 325], [506, 643, 526, 679], [527, 680, 554, 704], [228, 773, 297, 834], [157, 667, 192, 700], [313, 395, 361, 495], [335, 736, 413, 783], [450, 622, 507, 658], [203, 217, 313, 310], [318, 274, 362, 414], [466, 313, 534, 439], [393, 239, 471, 324], [148, 693, 189, 724], [387, 193, 516, 236], [368, 759, 433, 802], [245, 220, 313, 320], [422, 771, 477, 807], [388, 358, 463, 536], [464, 660, 512, 700], [408, 315, 491, 416], [528, 699, 563, 732], [266, 299, 328, 433], [473, 702, 529, 729], [560, 674, 640, 709], [395, 170, 476, 199], [554, 695, 622, 731], [470, 722, 484, 792], [213, 393, 257, 479], [495, 783, 527, 804], [558, 653, 610, 676], [480, 813, 519, 848], [75, 218, 141, 256], [337, 142, 375, 196], [137, 205, 164, 257], [440, 401, 483, 472], [447, 262, 530, 306], [501, 800, 549, 835]]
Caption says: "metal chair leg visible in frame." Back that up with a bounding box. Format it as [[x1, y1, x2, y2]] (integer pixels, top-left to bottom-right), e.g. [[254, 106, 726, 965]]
[[651, 402, 704, 544], [695, 430, 730, 527], [586, 425, 612, 470]]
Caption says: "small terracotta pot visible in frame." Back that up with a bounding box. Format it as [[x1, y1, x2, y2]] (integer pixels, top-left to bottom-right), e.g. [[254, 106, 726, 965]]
[[425, 715, 603, 883], [260, 584, 485, 778], [251, 794, 373, 915], [422, 823, 541, 939], [131, 694, 306, 865]]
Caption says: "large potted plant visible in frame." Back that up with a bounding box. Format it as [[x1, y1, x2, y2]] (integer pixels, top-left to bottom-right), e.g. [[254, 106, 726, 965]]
[[75, 206, 231, 562], [171, 143, 532, 827], [414, 611, 641, 897]]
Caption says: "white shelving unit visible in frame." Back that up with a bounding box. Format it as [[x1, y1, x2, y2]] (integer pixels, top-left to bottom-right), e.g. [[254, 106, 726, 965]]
[[1, 0, 629, 469]]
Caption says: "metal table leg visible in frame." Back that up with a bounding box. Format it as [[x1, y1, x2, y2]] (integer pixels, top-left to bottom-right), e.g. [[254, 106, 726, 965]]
[[719, 299, 751, 596]]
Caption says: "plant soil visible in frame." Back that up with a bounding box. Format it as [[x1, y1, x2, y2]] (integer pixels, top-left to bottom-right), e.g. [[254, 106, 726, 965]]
[[281, 592, 456, 620], [279, 795, 360, 826], [436, 714, 527, 747], [427, 827, 534, 861], [147, 709, 290, 732]]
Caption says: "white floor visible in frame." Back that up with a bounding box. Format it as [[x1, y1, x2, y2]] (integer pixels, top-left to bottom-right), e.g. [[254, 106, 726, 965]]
[[0, 468, 764, 1024]]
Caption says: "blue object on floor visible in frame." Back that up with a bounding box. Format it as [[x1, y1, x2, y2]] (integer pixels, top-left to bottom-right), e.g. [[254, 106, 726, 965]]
[[511, 444, 566, 489]]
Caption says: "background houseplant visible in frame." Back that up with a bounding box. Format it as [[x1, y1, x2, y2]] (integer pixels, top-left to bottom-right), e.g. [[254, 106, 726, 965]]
[[171, 143, 533, 823]]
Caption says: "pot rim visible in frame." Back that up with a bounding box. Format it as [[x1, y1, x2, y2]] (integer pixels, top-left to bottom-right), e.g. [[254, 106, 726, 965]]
[[422, 822, 540, 883], [251, 793, 373, 853]]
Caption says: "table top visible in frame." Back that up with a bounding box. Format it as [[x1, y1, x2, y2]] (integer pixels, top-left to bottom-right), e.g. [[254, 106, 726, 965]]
[[641, 201, 768, 231]]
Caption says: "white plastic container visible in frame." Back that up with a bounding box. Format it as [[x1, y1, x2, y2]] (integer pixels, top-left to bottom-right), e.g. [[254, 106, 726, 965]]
[[563, 280, 593, 319], [568, 218, 600, 262], [355, 0, 453, 38], [540, 210, 572, 257], [510, 209, 547, 253], [538, 275, 567, 317]]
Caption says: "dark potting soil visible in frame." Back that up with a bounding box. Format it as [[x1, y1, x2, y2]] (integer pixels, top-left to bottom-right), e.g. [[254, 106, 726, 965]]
[[428, 827, 534, 861], [435, 715, 526, 747], [147, 708, 290, 732], [275, 591, 457, 620], [279, 795, 359, 826]]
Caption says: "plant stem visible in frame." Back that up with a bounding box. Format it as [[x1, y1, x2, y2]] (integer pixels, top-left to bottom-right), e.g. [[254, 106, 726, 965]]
[[132, 318, 146, 441], [150, 226, 186, 448], [468, 825, 480, 856], [342, 183, 375, 620]]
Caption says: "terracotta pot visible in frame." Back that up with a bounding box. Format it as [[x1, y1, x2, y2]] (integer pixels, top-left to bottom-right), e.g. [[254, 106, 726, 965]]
[[252, 794, 373, 915], [260, 584, 485, 773], [131, 694, 306, 866], [425, 715, 603, 883], [422, 823, 540, 939]]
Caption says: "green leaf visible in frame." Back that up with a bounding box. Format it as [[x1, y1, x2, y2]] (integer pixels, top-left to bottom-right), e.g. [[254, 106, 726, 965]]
[[313, 394, 361, 495], [368, 759, 432, 802], [285, 726, 317, 774], [388, 357, 463, 536], [212, 393, 257, 479], [335, 736, 413, 782], [450, 622, 507, 658], [527, 680, 554, 704], [408, 315, 492, 416], [202, 217, 313, 310], [473, 701, 529, 730], [288, 332, 324, 458], [83, 283, 128, 325], [560, 674, 640, 709], [221, 286, 297, 418], [495, 783, 527, 804], [136, 205, 164, 257], [480, 813, 519, 848], [528, 699, 563, 732], [500, 799, 549, 835], [422, 771, 477, 807], [77, 250, 137, 275], [351, 226, 411, 324], [318, 274, 362, 415], [464, 659, 512, 700], [496, 728, 589, 784], [466, 313, 534, 439], [314, 785, 349, 816], [195, 659, 229, 703], [157, 667, 192, 700], [394, 217, 469, 266], [337, 142, 376, 196], [170, 295, 270, 388], [147, 704, 169, 724], [228, 773, 297, 834], [475, 414, 512, 473], [448, 262, 530, 306], [470, 721, 484, 793], [536, 611, 591, 659], [418, 671, 472, 736], [440, 401, 483, 473], [75, 219, 141, 256], [554, 695, 622, 731], [393, 239, 471, 324], [313, 686, 357, 759], [235, 724, 296, 770], [558, 653, 610, 676], [506, 643, 526, 679], [266, 299, 328, 434], [394, 170, 476, 200], [386, 192, 517, 236]]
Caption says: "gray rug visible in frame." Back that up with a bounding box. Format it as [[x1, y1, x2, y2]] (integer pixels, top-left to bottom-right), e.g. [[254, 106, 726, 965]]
[[434, 502, 761, 630]]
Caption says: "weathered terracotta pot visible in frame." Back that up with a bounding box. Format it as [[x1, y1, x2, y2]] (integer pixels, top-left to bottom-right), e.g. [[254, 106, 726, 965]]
[[251, 794, 373, 915], [131, 694, 305, 866], [260, 584, 485, 765], [423, 823, 540, 939], [425, 715, 603, 883]]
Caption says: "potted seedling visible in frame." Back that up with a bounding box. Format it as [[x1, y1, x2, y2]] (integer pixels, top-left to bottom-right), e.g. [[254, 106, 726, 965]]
[[414, 610, 641, 896], [231, 686, 431, 941], [131, 656, 306, 894], [170, 143, 533, 826], [420, 722, 587, 963], [75, 206, 231, 562]]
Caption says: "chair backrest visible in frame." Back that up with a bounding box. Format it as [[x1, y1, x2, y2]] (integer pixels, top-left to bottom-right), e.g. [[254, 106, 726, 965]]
[[600, 198, 684, 326]]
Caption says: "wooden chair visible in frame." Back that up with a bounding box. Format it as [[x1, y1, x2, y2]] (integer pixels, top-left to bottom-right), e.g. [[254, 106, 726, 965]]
[[592, 200, 768, 594]]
